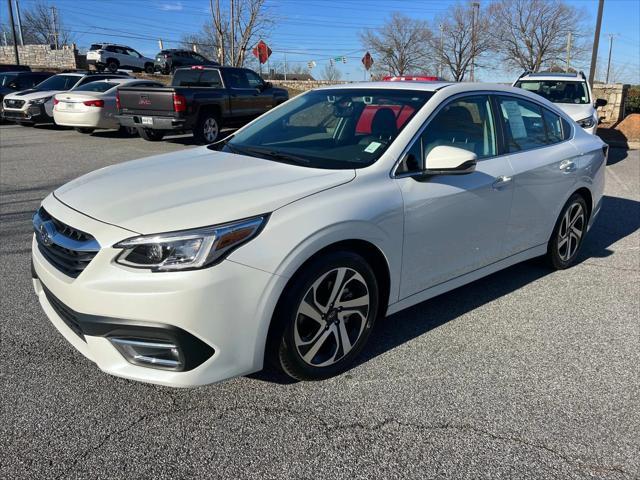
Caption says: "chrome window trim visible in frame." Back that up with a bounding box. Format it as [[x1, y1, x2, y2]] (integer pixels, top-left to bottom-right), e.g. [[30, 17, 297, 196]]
[[390, 90, 575, 179]]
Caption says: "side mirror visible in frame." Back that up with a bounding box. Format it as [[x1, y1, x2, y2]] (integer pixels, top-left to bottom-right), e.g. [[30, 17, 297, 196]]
[[424, 146, 477, 175], [595, 98, 607, 108]]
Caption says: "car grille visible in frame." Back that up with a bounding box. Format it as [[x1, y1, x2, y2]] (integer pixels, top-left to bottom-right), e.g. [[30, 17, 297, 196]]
[[42, 285, 86, 341], [33, 207, 100, 278], [4, 98, 25, 109]]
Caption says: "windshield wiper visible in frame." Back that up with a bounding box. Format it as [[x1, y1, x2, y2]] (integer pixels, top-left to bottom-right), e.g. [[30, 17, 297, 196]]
[[233, 146, 311, 166]]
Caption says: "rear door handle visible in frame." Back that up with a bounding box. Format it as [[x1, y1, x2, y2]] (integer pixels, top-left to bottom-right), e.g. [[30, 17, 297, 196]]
[[559, 160, 576, 172], [492, 176, 512, 189]]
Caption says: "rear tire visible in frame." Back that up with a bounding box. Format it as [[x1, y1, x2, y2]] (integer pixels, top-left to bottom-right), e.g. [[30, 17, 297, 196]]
[[546, 193, 589, 270], [272, 251, 379, 381], [144, 63, 155, 74], [118, 125, 138, 137], [139, 128, 165, 141], [106, 60, 119, 73], [193, 112, 221, 144], [75, 127, 95, 134]]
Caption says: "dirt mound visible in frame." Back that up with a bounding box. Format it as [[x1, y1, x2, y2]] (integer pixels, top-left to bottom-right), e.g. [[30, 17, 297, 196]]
[[616, 114, 640, 142]]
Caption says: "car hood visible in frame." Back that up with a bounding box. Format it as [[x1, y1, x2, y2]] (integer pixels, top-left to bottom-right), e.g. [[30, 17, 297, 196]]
[[4, 89, 60, 100], [54, 147, 355, 235], [554, 103, 594, 121]]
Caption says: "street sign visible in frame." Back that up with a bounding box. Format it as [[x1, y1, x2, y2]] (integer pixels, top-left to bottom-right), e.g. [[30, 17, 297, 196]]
[[362, 52, 374, 70], [252, 40, 272, 64]]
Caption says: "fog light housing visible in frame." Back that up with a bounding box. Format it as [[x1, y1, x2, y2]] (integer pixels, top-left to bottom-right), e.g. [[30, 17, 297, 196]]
[[110, 337, 184, 371]]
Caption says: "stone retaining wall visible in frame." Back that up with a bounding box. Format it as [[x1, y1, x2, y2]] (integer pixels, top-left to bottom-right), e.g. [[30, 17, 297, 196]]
[[592, 83, 630, 124], [0, 44, 81, 70]]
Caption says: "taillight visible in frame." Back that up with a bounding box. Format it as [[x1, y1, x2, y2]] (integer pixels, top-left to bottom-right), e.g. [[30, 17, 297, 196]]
[[53, 98, 59, 105], [115, 91, 120, 110], [173, 93, 187, 112], [83, 99, 104, 108]]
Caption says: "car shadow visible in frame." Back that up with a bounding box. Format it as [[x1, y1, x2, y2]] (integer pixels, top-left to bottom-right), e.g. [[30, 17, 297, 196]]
[[252, 194, 640, 385], [607, 147, 628, 166]]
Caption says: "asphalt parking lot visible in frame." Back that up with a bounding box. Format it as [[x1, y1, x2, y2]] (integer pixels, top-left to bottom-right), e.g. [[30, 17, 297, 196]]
[[1, 124, 638, 479]]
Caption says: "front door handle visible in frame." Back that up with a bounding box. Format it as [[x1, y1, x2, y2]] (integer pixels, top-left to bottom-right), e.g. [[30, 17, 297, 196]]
[[559, 160, 576, 172], [492, 176, 512, 189]]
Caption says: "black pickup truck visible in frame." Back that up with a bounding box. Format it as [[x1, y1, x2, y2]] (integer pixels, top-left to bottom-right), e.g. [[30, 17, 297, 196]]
[[116, 66, 288, 143]]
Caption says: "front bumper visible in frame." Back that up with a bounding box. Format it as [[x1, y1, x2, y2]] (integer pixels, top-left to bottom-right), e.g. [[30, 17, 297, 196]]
[[31, 196, 282, 387], [2, 105, 51, 124], [116, 114, 187, 131]]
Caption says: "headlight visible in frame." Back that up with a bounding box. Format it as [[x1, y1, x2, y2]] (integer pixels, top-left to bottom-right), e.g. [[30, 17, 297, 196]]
[[114, 215, 268, 271], [31, 96, 52, 105], [577, 116, 595, 128]]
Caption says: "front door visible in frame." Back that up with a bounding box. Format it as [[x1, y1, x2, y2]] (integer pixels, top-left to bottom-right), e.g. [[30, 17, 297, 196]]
[[397, 95, 514, 298]]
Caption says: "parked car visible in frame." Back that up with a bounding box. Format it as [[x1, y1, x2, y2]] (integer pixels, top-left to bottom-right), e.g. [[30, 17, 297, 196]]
[[2, 71, 129, 125], [0, 64, 30, 72], [0, 70, 55, 103], [116, 65, 288, 143], [53, 78, 164, 134], [154, 49, 219, 74], [87, 43, 155, 74], [31, 81, 606, 387], [513, 71, 607, 134]]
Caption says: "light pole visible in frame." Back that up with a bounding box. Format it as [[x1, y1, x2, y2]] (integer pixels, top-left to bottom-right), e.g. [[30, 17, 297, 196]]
[[470, 2, 480, 82], [6, 0, 20, 64], [588, 0, 605, 86], [605, 34, 614, 83]]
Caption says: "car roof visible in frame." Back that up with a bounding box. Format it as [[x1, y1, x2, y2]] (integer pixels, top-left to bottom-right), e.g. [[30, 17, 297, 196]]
[[518, 72, 587, 82]]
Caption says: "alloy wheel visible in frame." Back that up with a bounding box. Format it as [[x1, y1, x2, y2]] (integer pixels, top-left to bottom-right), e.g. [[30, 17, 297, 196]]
[[557, 202, 585, 261], [203, 117, 219, 143], [294, 267, 370, 367]]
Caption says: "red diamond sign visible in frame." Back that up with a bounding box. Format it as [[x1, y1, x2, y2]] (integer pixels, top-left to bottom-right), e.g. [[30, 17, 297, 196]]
[[252, 40, 272, 64], [362, 52, 373, 70]]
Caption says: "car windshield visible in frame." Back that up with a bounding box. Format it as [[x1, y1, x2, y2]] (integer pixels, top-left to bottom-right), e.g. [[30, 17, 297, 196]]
[[0, 73, 18, 87], [33, 74, 79, 91], [515, 80, 590, 104], [73, 81, 119, 93], [220, 89, 432, 169]]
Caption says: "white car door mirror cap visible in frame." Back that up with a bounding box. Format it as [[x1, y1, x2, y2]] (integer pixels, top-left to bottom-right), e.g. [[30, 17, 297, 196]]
[[424, 145, 477, 175]]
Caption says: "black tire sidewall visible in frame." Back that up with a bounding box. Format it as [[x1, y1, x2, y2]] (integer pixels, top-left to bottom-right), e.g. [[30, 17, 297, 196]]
[[144, 63, 154, 74], [107, 61, 119, 73], [547, 194, 588, 269], [275, 251, 379, 381]]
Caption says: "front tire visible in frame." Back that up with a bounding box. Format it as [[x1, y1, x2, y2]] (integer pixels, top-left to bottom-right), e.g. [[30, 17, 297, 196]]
[[274, 251, 379, 381], [546, 193, 588, 269], [193, 112, 221, 144], [144, 63, 155, 74], [139, 128, 165, 141], [75, 127, 94, 134]]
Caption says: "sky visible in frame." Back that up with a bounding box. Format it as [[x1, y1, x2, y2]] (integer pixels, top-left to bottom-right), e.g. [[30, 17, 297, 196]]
[[1, 0, 639, 84]]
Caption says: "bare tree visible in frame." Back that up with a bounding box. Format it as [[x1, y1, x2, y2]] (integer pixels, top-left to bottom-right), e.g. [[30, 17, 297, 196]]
[[360, 13, 434, 76], [322, 62, 342, 81], [431, 3, 493, 81], [1, 0, 73, 46], [489, 0, 585, 72], [182, 0, 273, 66]]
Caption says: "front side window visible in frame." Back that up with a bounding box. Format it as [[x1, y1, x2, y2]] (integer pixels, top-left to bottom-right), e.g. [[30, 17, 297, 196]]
[[514, 80, 590, 105], [497, 96, 548, 152], [245, 70, 264, 88], [422, 95, 497, 159], [226, 70, 250, 89], [223, 89, 432, 169]]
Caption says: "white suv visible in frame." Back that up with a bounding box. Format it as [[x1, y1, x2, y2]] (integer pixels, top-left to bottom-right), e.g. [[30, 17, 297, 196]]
[[513, 71, 607, 134], [87, 43, 155, 74]]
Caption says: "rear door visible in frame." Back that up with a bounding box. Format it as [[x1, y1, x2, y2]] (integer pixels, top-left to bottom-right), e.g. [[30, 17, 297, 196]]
[[223, 68, 258, 122], [495, 95, 579, 256]]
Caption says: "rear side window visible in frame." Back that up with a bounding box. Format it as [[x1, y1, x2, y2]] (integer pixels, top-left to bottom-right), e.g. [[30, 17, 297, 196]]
[[497, 96, 548, 152], [89, 44, 103, 51], [226, 70, 250, 88], [199, 70, 223, 88], [542, 109, 563, 144]]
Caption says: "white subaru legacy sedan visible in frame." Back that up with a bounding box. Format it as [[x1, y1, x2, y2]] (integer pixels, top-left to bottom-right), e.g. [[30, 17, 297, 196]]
[[31, 82, 607, 387]]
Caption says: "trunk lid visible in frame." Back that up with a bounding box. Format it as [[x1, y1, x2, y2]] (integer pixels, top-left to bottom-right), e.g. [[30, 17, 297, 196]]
[[119, 86, 176, 114]]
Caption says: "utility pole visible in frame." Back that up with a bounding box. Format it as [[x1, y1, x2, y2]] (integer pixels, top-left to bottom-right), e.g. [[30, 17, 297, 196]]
[[588, 0, 605, 86], [470, 2, 479, 82], [50, 6, 59, 49], [230, 0, 235, 67], [284, 53, 287, 81], [6, 0, 20, 64], [565, 31, 572, 72], [15, 0, 24, 46], [605, 34, 614, 83], [439, 23, 444, 78]]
